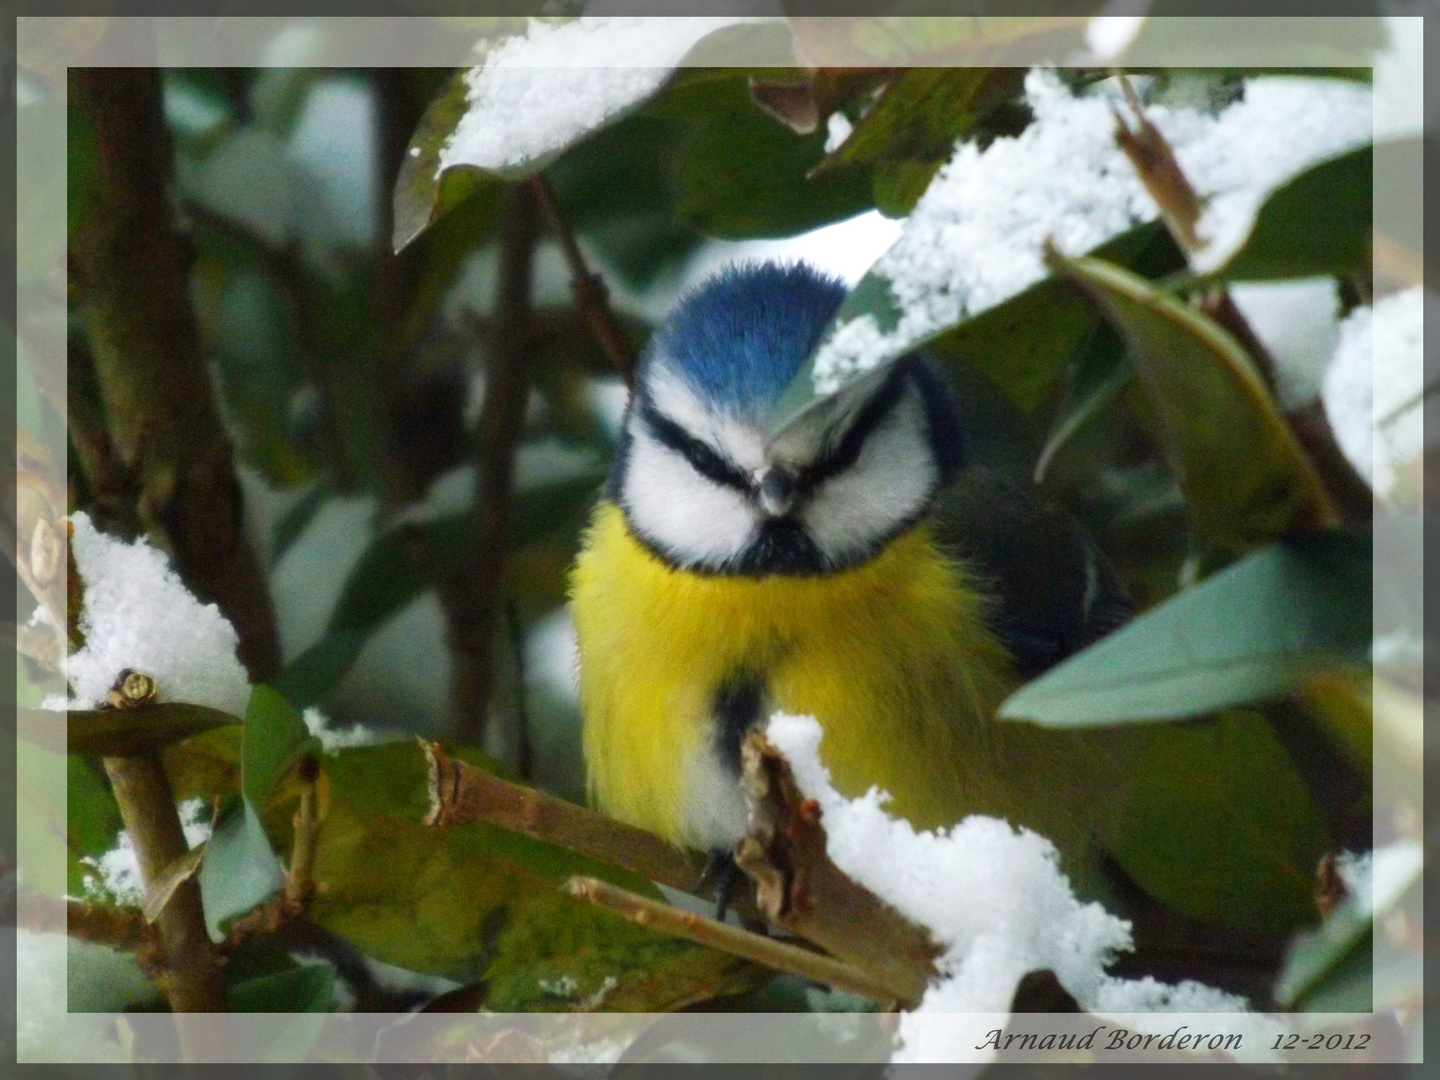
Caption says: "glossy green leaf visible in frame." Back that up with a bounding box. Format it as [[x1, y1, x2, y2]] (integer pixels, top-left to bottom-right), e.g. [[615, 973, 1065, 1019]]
[[667, 76, 875, 239], [227, 963, 336, 1013], [198, 799, 285, 940], [1088, 708, 1332, 932], [20, 703, 241, 758], [1001, 526, 1371, 726], [242, 685, 317, 809], [1033, 322, 1131, 482], [392, 68, 490, 252], [1046, 252, 1336, 549], [301, 741, 760, 1011], [1209, 142, 1373, 282]]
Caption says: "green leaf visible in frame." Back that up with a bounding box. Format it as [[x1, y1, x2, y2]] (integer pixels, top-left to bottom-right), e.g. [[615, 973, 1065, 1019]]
[[1000, 527, 1371, 726], [774, 219, 1184, 435], [227, 963, 336, 1013], [814, 67, 1025, 173], [1033, 322, 1131, 482], [1045, 251, 1336, 549], [198, 799, 285, 940], [141, 845, 206, 924], [1209, 142, 1373, 282], [20, 703, 240, 758], [301, 741, 759, 1010], [392, 68, 490, 252], [1089, 707, 1332, 932], [665, 76, 875, 239], [242, 685, 317, 809]]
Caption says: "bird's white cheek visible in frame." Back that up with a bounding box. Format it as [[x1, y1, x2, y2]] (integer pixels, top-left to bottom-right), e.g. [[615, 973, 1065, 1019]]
[[801, 389, 937, 564], [621, 433, 757, 566]]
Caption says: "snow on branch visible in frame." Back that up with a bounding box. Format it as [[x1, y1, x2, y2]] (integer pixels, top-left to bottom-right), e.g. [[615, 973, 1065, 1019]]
[[811, 70, 1371, 395], [761, 714, 1274, 1064]]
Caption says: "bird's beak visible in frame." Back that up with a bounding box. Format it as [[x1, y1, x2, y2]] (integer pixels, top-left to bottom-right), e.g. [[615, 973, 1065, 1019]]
[[757, 467, 798, 517]]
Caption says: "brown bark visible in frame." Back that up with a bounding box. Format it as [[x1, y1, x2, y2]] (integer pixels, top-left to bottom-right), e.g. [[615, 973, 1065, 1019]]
[[102, 754, 226, 1013], [67, 68, 279, 681], [440, 182, 541, 745]]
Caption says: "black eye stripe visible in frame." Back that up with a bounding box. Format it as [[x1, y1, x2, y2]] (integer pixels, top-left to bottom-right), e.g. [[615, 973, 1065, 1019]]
[[640, 404, 752, 492], [798, 367, 909, 493]]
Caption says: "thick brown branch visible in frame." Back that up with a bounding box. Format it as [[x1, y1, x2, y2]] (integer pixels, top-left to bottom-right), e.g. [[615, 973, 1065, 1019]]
[[441, 182, 541, 745], [102, 753, 227, 1013], [67, 68, 280, 681], [566, 876, 900, 1007], [735, 731, 941, 1008], [530, 173, 638, 387], [421, 739, 719, 899]]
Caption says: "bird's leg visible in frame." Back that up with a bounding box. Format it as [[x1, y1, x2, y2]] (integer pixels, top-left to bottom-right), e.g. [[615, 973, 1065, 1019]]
[[699, 847, 742, 923]]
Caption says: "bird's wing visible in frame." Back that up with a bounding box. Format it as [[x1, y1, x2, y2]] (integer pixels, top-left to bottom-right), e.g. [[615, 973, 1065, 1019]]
[[928, 467, 1132, 678]]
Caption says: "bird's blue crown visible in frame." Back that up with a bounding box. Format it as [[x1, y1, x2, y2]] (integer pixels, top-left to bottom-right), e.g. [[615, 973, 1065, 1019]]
[[642, 262, 848, 417]]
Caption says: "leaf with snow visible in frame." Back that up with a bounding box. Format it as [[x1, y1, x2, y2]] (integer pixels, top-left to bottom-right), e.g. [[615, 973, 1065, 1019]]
[[64, 512, 251, 717], [776, 70, 1372, 428], [435, 17, 767, 178]]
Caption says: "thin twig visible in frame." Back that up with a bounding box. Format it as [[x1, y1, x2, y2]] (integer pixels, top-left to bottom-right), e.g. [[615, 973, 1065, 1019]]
[[284, 756, 323, 914], [505, 599, 534, 782], [441, 181, 541, 746], [565, 876, 899, 1007], [529, 173, 638, 386], [17, 891, 158, 956]]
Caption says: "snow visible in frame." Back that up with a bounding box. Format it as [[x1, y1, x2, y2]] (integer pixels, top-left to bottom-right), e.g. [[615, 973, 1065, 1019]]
[[809, 70, 1371, 396], [438, 16, 752, 174], [79, 798, 212, 906], [303, 706, 387, 751], [1337, 841, 1424, 918], [764, 713, 1260, 1064], [1322, 287, 1428, 500], [1228, 279, 1340, 410], [1085, 14, 1145, 60], [15, 930, 128, 1062], [823, 111, 854, 154], [61, 513, 252, 717]]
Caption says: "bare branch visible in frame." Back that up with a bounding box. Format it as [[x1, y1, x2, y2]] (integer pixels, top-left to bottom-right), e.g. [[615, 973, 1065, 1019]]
[[530, 173, 639, 386], [103, 753, 227, 1013], [441, 181, 541, 746], [421, 739, 724, 901]]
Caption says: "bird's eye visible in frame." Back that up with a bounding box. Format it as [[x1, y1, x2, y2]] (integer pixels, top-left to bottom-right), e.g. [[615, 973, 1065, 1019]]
[[800, 368, 909, 491], [640, 405, 751, 492]]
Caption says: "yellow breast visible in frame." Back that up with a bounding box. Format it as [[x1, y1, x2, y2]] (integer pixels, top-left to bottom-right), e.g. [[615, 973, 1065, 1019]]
[[569, 501, 1027, 849]]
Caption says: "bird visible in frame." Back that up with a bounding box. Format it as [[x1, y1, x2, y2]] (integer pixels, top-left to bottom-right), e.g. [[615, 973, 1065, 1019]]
[[568, 261, 1136, 899]]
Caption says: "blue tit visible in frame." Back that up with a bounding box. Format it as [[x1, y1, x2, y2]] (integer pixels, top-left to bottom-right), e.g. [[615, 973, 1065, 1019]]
[[569, 262, 1130, 880]]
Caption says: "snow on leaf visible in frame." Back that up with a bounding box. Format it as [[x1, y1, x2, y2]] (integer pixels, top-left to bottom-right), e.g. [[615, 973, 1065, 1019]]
[[1322, 286, 1428, 501], [437, 16, 757, 176], [63, 513, 251, 717], [805, 70, 1371, 401]]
